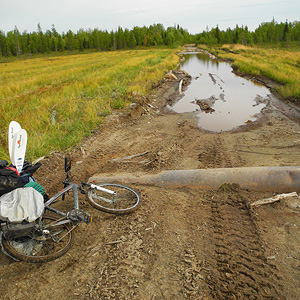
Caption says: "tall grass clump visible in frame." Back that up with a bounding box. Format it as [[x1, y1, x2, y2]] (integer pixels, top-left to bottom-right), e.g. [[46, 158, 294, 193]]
[[0, 49, 179, 161]]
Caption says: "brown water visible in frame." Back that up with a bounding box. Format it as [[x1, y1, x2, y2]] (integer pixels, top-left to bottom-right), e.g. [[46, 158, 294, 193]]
[[170, 52, 272, 132]]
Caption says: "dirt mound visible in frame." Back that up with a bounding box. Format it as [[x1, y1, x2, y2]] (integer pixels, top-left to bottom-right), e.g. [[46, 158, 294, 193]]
[[1, 64, 300, 299]]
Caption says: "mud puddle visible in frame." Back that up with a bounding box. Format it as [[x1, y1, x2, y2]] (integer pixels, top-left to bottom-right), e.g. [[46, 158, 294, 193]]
[[168, 52, 274, 132]]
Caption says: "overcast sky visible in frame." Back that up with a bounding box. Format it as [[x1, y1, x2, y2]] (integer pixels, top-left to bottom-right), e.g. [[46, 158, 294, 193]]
[[1, 0, 299, 34]]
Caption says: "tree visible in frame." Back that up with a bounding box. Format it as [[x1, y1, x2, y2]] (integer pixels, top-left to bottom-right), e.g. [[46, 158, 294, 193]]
[[57, 35, 66, 51], [65, 30, 77, 51], [132, 26, 145, 46], [215, 25, 221, 43], [283, 20, 290, 41], [77, 28, 88, 51], [0, 30, 11, 57], [49, 35, 58, 51], [128, 31, 136, 49], [36, 23, 49, 53], [14, 26, 21, 57], [165, 28, 175, 45], [29, 32, 39, 54]]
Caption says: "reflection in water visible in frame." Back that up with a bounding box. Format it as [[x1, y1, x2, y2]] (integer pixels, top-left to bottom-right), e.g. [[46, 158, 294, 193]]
[[170, 52, 271, 132]]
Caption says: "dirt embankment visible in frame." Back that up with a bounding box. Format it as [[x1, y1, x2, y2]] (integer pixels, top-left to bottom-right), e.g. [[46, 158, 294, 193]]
[[1, 49, 300, 299]]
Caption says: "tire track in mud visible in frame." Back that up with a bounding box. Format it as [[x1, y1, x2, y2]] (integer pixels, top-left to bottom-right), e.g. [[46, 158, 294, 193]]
[[73, 187, 214, 300], [198, 135, 243, 169], [206, 185, 285, 300]]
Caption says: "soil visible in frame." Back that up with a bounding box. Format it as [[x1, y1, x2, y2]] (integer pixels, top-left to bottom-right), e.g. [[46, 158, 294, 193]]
[[1, 48, 300, 300]]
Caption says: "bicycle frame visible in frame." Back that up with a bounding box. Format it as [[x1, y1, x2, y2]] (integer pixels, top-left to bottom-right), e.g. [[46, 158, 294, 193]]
[[44, 182, 80, 218]]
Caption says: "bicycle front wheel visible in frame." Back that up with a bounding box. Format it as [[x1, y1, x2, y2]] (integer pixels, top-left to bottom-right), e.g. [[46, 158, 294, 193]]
[[2, 216, 73, 263], [88, 183, 140, 214]]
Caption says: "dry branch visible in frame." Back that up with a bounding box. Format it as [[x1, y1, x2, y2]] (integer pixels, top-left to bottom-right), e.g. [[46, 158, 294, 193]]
[[105, 240, 123, 245], [250, 192, 299, 207], [165, 71, 177, 80]]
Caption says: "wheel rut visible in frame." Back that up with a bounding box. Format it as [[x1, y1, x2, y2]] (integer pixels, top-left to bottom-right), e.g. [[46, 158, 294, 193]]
[[205, 185, 285, 300], [198, 135, 244, 169]]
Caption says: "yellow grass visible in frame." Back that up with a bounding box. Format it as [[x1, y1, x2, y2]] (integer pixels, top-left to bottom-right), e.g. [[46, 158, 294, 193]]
[[0, 49, 179, 160]]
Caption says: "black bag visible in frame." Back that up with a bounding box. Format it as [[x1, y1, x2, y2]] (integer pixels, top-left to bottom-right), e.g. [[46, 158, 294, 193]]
[[0, 161, 23, 196], [1, 221, 36, 239]]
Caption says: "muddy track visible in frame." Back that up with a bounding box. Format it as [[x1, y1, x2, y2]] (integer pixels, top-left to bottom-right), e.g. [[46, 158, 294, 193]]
[[1, 49, 300, 299], [206, 186, 285, 300], [68, 187, 214, 300], [198, 135, 244, 169]]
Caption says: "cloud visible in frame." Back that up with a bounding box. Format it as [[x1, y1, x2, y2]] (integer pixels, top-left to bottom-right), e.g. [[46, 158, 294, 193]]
[[0, 0, 299, 34]]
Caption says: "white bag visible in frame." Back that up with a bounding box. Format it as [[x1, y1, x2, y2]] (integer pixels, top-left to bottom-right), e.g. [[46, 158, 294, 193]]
[[0, 187, 44, 223]]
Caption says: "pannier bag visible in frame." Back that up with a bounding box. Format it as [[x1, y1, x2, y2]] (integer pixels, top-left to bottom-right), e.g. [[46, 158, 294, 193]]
[[1, 220, 36, 240]]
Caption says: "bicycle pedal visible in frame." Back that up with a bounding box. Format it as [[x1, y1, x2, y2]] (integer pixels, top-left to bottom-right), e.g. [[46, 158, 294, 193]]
[[68, 209, 91, 224]]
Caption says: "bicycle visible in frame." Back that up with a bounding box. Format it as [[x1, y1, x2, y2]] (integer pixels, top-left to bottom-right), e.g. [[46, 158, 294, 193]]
[[0, 157, 140, 263]]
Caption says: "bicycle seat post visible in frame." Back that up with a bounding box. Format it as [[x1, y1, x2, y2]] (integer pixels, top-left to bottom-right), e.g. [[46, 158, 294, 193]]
[[72, 183, 80, 210]]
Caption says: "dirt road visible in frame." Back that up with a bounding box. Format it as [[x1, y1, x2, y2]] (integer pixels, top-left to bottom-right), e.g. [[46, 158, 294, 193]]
[[1, 57, 300, 299]]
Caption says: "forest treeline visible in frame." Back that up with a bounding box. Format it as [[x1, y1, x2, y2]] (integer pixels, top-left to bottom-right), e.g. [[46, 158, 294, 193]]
[[0, 24, 190, 57], [1, 19, 300, 57], [194, 19, 300, 46]]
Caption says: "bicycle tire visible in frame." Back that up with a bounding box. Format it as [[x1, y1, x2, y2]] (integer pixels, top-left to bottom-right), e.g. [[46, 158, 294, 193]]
[[87, 183, 140, 214], [2, 216, 73, 263]]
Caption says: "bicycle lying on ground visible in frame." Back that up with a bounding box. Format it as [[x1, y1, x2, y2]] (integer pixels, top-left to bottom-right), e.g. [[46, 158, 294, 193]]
[[0, 157, 140, 263]]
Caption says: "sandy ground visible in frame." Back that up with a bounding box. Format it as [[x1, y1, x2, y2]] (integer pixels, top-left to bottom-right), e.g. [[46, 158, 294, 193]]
[[1, 50, 300, 299]]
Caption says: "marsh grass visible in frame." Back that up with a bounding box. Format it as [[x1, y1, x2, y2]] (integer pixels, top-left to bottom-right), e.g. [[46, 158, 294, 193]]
[[0, 49, 179, 160], [213, 44, 300, 101]]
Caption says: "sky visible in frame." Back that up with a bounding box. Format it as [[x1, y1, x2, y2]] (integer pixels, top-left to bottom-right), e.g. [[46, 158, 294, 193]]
[[0, 0, 299, 34]]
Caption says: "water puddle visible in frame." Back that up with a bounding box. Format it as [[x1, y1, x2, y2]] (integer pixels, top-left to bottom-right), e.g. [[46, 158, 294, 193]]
[[169, 52, 272, 132]]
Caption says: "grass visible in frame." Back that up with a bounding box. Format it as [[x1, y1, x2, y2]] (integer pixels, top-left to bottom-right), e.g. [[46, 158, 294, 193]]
[[0, 49, 180, 161], [209, 44, 300, 101]]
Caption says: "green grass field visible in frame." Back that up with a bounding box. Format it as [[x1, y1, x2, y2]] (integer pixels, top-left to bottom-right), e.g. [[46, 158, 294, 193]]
[[0, 49, 179, 161]]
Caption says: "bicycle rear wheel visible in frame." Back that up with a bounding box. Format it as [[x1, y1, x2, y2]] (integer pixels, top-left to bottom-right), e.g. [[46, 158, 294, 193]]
[[87, 183, 140, 214], [2, 216, 73, 263]]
